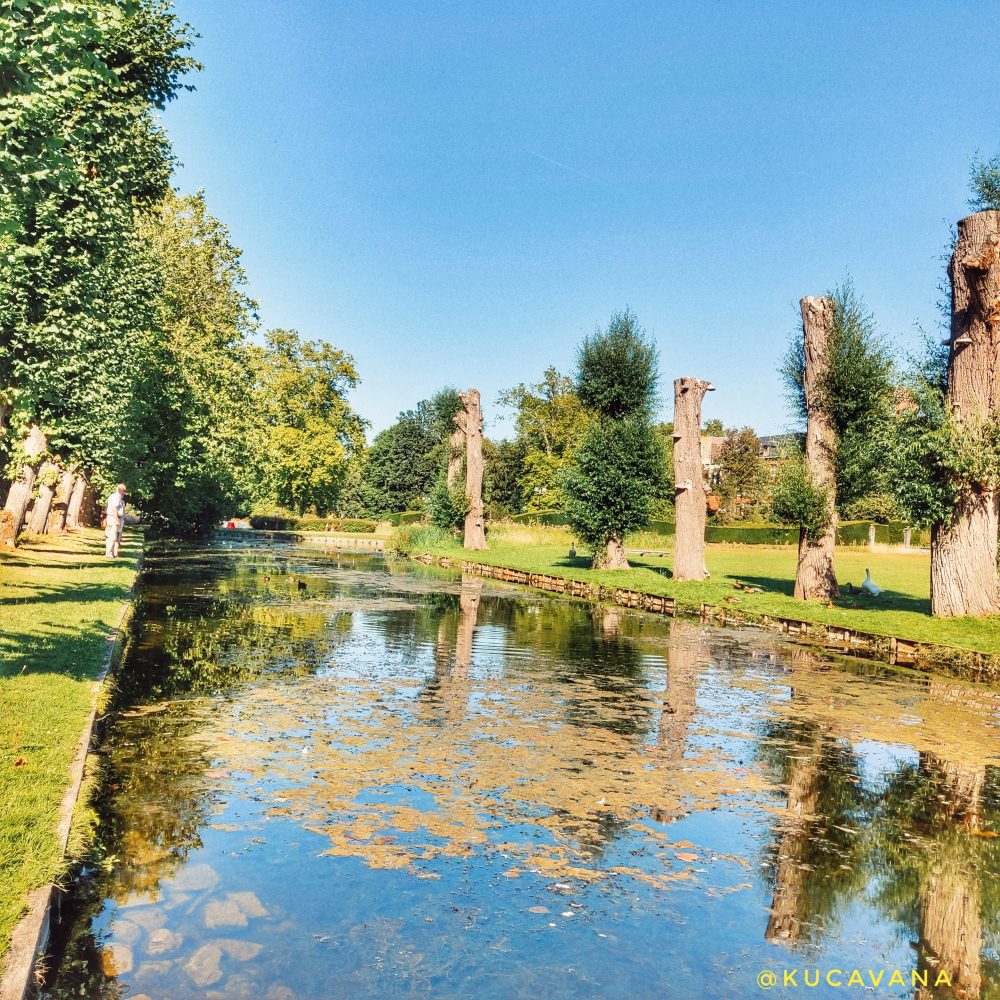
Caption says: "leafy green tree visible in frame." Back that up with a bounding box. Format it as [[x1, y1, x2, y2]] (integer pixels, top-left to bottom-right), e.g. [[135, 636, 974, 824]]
[[715, 426, 768, 521], [361, 389, 461, 516], [497, 366, 589, 511], [483, 437, 526, 520], [563, 310, 664, 568], [781, 281, 895, 511], [0, 0, 196, 495], [251, 328, 365, 515], [702, 418, 724, 436], [134, 190, 259, 533]]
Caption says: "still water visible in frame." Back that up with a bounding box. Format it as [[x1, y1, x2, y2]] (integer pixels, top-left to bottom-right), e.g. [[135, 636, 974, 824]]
[[41, 542, 1000, 999]]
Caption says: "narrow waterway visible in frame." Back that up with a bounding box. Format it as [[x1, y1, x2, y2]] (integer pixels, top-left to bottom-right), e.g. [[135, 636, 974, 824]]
[[40, 541, 1000, 999]]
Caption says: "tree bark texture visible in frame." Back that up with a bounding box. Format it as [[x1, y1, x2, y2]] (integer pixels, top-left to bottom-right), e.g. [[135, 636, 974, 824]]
[[27, 460, 59, 534], [672, 377, 713, 581], [3, 424, 47, 540], [456, 388, 487, 550], [794, 297, 840, 602], [592, 535, 628, 570], [931, 210, 1000, 617], [65, 472, 89, 529], [51, 468, 75, 531]]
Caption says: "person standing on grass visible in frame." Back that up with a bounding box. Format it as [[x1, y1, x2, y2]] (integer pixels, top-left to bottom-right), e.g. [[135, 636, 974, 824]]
[[104, 483, 126, 559]]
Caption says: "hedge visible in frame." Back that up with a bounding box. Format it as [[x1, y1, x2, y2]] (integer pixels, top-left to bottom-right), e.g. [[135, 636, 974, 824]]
[[385, 510, 426, 526], [248, 514, 377, 532]]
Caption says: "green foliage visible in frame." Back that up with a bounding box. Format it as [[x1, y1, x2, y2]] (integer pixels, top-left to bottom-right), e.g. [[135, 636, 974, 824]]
[[425, 474, 467, 533], [496, 366, 589, 513], [361, 388, 461, 516], [770, 455, 832, 541], [780, 281, 895, 508], [250, 328, 366, 516], [842, 492, 904, 524], [483, 437, 526, 520], [562, 417, 665, 550], [385, 522, 449, 557], [702, 418, 724, 436], [715, 426, 768, 521], [576, 309, 658, 421], [969, 152, 1000, 212]]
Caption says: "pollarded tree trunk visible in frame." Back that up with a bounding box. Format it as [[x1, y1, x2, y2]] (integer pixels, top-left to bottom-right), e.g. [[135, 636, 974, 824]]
[[793, 296, 840, 602], [27, 460, 59, 534], [65, 472, 89, 529], [931, 210, 1000, 617], [3, 424, 47, 540], [673, 377, 714, 581], [456, 388, 487, 550]]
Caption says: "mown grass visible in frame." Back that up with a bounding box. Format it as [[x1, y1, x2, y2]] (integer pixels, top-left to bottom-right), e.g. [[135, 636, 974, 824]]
[[0, 529, 139, 962], [413, 522, 1000, 656]]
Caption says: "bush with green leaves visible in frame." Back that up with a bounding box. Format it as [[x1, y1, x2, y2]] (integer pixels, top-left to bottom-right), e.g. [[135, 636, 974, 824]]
[[841, 492, 904, 524], [769, 457, 833, 541], [425, 474, 467, 533]]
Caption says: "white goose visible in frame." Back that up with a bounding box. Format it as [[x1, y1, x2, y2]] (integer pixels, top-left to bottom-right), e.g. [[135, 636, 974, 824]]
[[860, 568, 882, 598]]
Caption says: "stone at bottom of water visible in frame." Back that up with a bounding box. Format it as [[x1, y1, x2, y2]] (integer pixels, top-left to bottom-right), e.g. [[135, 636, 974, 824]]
[[146, 928, 183, 955], [185, 943, 224, 986], [205, 899, 249, 928], [216, 938, 264, 961]]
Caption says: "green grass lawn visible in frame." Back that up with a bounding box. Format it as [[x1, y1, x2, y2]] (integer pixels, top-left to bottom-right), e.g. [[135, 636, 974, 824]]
[[0, 529, 140, 962], [416, 525, 1000, 656]]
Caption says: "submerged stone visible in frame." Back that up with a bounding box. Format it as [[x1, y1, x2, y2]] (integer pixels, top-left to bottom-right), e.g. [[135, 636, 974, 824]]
[[185, 943, 224, 986], [205, 898, 249, 928], [146, 927, 183, 955], [170, 862, 221, 892], [216, 938, 264, 961], [100, 942, 133, 976]]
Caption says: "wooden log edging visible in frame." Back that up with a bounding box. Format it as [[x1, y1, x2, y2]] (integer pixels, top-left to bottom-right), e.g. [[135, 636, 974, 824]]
[[0, 556, 143, 1000], [422, 556, 1000, 683]]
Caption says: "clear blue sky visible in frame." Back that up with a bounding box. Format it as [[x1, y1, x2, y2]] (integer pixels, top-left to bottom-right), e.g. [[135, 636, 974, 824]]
[[161, 1, 999, 439]]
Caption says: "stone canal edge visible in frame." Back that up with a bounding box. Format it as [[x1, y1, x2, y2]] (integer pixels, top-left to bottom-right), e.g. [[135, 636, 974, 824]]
[[415, 553, 1000, 683], [0, 558, 143, 1000]]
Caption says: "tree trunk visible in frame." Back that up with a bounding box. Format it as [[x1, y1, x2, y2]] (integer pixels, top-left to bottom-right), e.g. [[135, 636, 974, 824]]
[[3, 424, 47, 540], [27, 460, 59, 534], [793, 296, 840, 602], [672, 377, 713, 581], [593, 535, 628, 569], [51, 468, 75, 531], [65, 472, 89, 529], [456, 388, 487, 550], [931, 210, 1000, 617], [454, 575, 482, 676]]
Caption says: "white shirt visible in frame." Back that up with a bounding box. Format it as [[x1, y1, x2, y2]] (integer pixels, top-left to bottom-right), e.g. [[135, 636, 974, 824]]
[[106, 492, 125, 524]]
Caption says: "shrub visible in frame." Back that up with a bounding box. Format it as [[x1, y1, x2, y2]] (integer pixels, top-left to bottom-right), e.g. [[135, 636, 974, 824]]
[[841, 492, 903, 524], [769, 459, 833, 541]]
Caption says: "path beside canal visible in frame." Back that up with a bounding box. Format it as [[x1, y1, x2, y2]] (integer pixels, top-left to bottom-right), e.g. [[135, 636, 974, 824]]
[[0, 530, 140, 993]]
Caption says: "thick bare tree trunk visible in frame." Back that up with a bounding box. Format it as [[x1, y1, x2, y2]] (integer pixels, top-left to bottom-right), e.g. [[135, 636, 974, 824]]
[[3, 424, 47, 540], [793, 297, 840, 602], [456, 388, 487, 550], [673, 377, 714, 581], [65, 472, 89, 529], [931, 210, 1000, 617], [660, 620, 700, 761], [27, 460, 59, 534]]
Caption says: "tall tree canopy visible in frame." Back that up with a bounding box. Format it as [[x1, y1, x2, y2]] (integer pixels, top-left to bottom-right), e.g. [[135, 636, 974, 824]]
[[563, 309, 664, 569]]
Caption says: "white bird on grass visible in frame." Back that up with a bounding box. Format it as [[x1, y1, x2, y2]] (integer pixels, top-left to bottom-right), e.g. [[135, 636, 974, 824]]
[[861, 568, 882, 598]]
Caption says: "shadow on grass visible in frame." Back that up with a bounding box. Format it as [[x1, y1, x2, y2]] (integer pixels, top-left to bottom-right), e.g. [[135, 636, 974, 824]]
[[722, 572, 931, 616], [0, 619, 115, 681]]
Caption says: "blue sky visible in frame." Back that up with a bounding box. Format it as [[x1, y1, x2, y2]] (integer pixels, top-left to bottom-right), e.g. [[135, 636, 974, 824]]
[[161, 1, 999, 439]]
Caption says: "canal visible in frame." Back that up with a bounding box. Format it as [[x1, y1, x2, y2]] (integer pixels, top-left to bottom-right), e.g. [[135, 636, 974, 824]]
[[40, 541, 1000, 999]]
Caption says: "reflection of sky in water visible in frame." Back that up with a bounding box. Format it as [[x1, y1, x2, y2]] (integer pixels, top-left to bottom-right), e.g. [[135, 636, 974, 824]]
[[41, 545, 1000, 1000]]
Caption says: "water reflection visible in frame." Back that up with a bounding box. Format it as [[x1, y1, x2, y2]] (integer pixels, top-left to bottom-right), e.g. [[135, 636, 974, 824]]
[[40, 544, 1000, 1000]]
